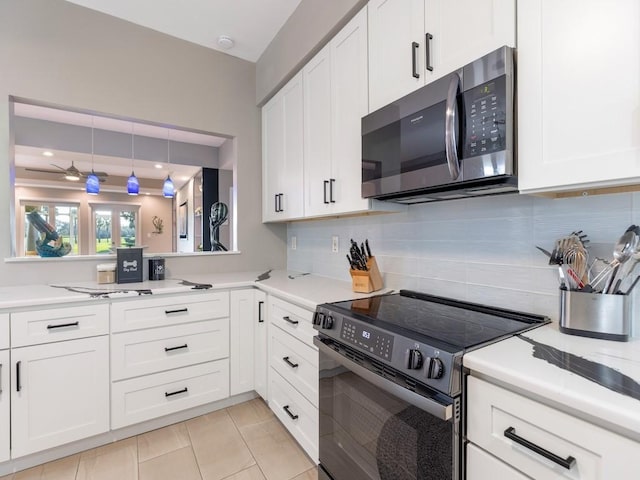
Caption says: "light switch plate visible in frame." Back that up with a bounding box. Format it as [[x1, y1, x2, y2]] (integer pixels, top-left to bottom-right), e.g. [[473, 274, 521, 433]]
[[331, 235, 339, 253], [291, 236, 297, 250]]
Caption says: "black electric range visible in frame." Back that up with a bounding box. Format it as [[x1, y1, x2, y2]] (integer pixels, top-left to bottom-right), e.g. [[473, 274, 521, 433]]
[[313, 289, 550, 397]]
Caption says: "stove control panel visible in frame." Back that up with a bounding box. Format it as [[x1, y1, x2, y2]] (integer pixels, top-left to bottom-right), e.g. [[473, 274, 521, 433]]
[[340, 320, 394, 360]]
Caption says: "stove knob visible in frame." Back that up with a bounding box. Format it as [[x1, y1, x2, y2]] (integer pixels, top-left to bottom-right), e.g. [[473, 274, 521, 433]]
[[406, 349, 423, 370], [312, 312, 324, 326], [425, 357, 444, 379], [321, 315, 334, 330]]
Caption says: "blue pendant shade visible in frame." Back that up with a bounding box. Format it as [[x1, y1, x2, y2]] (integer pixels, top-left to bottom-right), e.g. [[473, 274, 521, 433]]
[[86, 171, 100, 195], [163, 175, 174, 198], [127, 171, 139, 195]]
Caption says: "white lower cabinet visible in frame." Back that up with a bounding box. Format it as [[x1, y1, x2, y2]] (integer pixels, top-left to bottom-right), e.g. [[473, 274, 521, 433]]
[[466, 444, 528, 480], [467, 376, 640, 479], [254, 290, 268, 400], [0, 349, 9, 463], [111, 359, 229, 429], [11, 336, 109, 458], [267, 295, 318, 463], [230, 289, 256, 396]]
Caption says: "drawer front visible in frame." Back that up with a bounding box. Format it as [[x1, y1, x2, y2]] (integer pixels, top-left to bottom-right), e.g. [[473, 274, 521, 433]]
[[269, 368, 318, 463], [0, 313, 8, 349], [268, 297, 315, 346], [111, 359, 229, 429], [467, 376, 640, 480], [0, 349, 9, 463], [111, 291, 229, 332], [467, 444, 529, 480], [111, 318, 229, 380], [270, 325, 318, 406], [11, 304, 109, 347]]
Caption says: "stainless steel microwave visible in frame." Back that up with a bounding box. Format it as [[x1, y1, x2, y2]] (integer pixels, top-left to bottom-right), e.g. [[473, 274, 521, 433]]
[[362, 46, 516, 204]]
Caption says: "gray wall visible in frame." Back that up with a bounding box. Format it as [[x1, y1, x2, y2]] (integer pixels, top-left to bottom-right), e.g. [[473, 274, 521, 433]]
[[0, 0, 286, 286], [256, 0, 367, 105]]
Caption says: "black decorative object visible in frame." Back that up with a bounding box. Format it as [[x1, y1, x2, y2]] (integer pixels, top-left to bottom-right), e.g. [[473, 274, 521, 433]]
[[116, 247, 143, 283]]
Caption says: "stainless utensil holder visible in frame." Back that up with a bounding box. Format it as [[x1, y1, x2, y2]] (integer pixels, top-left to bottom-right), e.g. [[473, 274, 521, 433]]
[[559, 289, 631, 341]]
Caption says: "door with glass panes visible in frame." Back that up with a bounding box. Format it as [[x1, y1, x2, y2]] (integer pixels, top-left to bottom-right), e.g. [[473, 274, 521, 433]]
[[90, 204, 139, 254]]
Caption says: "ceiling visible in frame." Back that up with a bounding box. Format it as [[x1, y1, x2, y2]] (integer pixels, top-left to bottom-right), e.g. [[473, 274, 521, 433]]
[[13, 103, 223, 195], [65, 0, 302, 62]]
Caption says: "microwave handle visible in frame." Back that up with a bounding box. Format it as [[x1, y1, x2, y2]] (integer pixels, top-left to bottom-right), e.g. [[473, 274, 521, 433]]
[[445, 73, 461, 180]]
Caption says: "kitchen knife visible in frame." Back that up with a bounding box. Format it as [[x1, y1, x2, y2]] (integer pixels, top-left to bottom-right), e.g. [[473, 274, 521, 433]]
[[365, 239, 372, 258]]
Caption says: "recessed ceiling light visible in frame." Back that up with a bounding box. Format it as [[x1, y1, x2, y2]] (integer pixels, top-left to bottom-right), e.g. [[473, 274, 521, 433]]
[[42, 151, 54, 157], [154, 164, 163, 169], [217, 35, 234, 50]]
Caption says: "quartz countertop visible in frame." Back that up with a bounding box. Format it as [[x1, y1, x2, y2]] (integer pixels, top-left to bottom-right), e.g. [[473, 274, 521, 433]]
[[0, 270, 389, 311], [464, 323, 640, 442]]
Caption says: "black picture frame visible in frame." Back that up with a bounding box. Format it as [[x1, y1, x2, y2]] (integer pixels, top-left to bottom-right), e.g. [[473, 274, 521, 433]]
[[178, 201, 188, 239]]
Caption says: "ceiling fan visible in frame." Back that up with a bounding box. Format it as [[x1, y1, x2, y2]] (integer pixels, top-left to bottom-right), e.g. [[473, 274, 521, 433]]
[[25, 161, 109, 182]]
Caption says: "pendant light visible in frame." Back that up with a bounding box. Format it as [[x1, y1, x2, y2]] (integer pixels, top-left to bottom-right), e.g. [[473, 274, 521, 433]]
[[163, 129, 175, 198], [86, 117, 100, 195], [127, 122, 139, 195]]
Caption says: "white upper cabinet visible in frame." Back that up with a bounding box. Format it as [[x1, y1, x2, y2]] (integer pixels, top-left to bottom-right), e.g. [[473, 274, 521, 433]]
[[304, 7, 371, 217], [518, 0, 640, 194], [262, 71, 304, 222], [368, 0, 515, 113], [368, 0, 425, 112]]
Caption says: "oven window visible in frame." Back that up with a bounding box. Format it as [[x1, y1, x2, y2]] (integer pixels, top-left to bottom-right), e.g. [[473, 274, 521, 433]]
[[319, 367, 454, 480]]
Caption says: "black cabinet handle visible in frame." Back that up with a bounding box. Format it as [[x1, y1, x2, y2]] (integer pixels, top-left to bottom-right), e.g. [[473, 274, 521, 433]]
[[329, 179, 335, 203], [16, 361, 21, 392], [425, 33, 433, 72], [258, 300, 265, 323], [165, 387, 188, 398], [411, 41, 420, 78], [274, 193, 279, 212], [165, 307, 188, 315], [47, 321, 79, 330], [283, 316, 299, 325], [283, 356, 299, 368], [283, 405, 299, 420], [504, 427, 576, 470], [323, 180, 329, 204], [277, 193, 284, 212], [164, 344, 188, 352]]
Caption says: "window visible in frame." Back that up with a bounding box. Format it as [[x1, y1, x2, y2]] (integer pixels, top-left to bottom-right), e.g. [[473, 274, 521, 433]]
[[90, 204, 139, 254], [21, 202, 80, 256]]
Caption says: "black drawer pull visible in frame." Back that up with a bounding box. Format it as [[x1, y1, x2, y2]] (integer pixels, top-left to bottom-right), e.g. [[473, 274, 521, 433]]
[[411, 41, 420, 78], [47, 321, 79, 330], [504, 427, 576, 470], [164, 344, 188, 352], [258, 300, 265, 323], [283, 405, 299, 420], [283, 356, 299, 368], [165, 387, 188, 398], [283, 316, 299, 325], [16, 361, 21, 392], [165, 308, 188, 315]]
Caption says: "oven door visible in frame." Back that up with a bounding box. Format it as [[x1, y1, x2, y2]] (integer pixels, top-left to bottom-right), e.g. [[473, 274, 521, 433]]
[[314, 337, 461, 480]]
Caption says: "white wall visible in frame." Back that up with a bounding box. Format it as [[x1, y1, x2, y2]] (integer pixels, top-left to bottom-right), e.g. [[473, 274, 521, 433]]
[[288, 192, 639, 322], [0, 0, 287, 286]]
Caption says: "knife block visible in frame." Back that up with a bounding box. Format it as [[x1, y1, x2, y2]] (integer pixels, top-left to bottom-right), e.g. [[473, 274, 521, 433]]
[[350, 256, 383, 293]]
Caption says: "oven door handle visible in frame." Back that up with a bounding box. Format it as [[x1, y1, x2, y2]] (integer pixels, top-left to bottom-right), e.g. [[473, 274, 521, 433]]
[[444, 72, 461, 180], [314, 337, 453, 421]]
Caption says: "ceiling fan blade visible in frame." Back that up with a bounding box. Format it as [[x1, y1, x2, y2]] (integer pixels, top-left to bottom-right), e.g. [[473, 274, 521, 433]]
[[50, 164, 68, 172], [81, 171, 109, 178], [24, 167, 62, 174]]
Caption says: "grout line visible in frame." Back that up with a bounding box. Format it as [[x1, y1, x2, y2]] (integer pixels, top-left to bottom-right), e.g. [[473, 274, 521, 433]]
[[225, 402, 267, 479], [184, 420, 205, 480]]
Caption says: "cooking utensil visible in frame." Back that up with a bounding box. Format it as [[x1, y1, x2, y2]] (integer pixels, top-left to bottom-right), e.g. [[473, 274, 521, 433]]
[[625, 276, 640, 295], [591, 229, 638, 292], [536, 245, 552, 258], [365, 239, 372, 258]]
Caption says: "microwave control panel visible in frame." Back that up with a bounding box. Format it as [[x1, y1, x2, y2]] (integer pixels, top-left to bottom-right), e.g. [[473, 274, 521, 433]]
[[463, 75, 507, 158]]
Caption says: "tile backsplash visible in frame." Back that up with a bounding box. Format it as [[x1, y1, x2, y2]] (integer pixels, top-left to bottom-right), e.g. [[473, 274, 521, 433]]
[[288, 192, 640, 322]]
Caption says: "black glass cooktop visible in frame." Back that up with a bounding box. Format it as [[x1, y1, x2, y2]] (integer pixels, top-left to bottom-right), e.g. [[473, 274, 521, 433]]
[[327, 290, 549, 351]]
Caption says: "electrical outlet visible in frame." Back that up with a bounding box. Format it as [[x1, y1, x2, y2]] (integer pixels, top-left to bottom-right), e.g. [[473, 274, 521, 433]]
[[291, 236, 297, 250], [331, 235, 339, 253]]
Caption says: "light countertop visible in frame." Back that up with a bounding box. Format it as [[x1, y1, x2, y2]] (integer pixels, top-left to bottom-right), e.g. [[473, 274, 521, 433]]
[[464, 323, 640, 442]]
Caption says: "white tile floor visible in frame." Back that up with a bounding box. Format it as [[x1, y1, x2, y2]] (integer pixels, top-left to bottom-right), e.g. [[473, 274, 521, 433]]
[[0, 398, 317, 480]]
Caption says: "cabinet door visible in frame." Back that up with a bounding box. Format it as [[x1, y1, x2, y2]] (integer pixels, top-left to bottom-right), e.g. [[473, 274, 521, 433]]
[[11, 336, 109, 458], [368, 0, 425, 112], [303, 45, 333, 217], [230, 289, 255, 396], [425, 0, 515, 82], [262, 90, 285, 222], [518, 0, 640, 193], [331, 7, 370, 215], [254, 290, 268, 400], [280, 72, 305, 220], [0, 350, 9, 463]]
